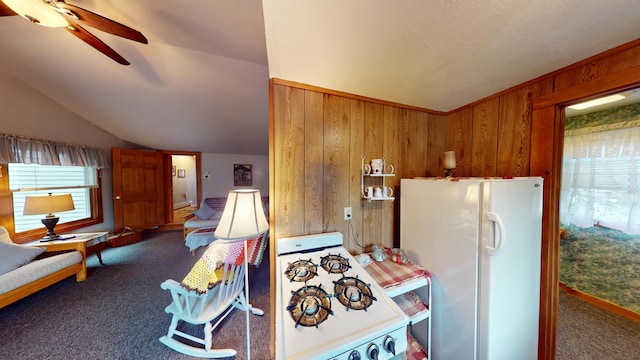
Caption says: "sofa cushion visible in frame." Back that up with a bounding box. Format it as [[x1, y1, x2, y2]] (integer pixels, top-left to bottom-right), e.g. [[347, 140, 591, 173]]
[[0, 226, 12, 244], [0, 251, 82, 295], [184, 218, 221, 229], [193, 203, 219, 220], [0, 242, 46, 276]]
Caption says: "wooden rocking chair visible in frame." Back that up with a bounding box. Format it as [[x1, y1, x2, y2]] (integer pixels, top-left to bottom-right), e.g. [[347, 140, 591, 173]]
[[159, 262, 264, 358]]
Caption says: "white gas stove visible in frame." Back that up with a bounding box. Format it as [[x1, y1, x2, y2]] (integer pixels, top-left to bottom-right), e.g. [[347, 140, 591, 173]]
[[275, 232, 409, 360]]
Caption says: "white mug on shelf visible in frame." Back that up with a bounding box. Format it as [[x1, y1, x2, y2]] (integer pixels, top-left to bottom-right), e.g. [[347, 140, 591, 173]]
[[374, 187, 383, 198], [371, 159, 384, 174], [365, 186, 374, 198]]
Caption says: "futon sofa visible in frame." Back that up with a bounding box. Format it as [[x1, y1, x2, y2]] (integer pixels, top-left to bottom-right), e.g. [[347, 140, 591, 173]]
[[183, 196, 269, 239], [0, 226, 84, 309]]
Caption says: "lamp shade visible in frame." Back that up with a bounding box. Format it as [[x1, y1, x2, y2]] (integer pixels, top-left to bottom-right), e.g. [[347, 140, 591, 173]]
[[214, 189, 268, 240], [23, 193, 75, 216]]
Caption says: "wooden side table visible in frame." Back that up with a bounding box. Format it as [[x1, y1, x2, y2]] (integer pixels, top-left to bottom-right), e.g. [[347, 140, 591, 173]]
[[24, 232, 109, 282]]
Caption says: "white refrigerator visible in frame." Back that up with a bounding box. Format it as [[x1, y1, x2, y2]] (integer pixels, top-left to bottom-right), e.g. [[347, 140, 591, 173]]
[[400, 177, 543, 360]]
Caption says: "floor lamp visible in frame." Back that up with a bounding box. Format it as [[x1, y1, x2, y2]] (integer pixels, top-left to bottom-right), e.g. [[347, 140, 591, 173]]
[[213, 189, 268, 360]]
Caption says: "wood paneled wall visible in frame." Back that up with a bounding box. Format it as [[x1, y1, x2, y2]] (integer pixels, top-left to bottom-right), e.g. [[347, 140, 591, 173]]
[[270, 80, 445, 252], [445, 80, 554, 177]]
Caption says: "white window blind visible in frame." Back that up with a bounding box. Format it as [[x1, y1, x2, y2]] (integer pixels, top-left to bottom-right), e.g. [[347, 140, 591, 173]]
[[9, 164, 97, 232]]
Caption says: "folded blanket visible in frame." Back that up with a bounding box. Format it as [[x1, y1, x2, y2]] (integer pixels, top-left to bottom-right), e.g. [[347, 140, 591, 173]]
[[180, 231, 268, 293]]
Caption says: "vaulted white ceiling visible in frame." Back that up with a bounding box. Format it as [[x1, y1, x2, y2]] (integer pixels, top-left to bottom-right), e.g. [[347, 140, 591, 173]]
[[1, 0, 640, 155]]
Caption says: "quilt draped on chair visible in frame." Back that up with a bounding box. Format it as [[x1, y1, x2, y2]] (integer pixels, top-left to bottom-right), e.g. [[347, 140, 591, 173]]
[[180, 232, 267, 293]]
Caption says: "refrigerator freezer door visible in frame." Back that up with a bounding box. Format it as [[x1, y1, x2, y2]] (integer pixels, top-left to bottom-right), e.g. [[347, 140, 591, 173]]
[[478, 178, 543, 360], [400, 178, 482, 360]]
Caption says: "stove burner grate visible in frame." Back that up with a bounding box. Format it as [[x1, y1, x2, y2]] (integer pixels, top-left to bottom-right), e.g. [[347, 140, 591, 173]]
[[287, 284, 333, 328], [320, 253, 351, 274], [333, 275, 377, 311], [284, 259, 318, 282]]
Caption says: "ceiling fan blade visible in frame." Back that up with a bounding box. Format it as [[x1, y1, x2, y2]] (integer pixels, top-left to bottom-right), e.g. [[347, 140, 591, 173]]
[[55, 2, 147, 44], [0, 1, 17, 16], [66, 22, 130, 65]]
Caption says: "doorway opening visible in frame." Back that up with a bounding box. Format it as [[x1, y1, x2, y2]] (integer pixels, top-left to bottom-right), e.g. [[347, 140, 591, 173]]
[[560, 88, 640, 317], [160, 150, 202, 229]]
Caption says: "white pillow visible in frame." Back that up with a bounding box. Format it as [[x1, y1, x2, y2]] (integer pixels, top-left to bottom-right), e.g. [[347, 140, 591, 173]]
[[0, 242, 46, 275], [193, 203, 217, 220], [0, 226, 12, 244]]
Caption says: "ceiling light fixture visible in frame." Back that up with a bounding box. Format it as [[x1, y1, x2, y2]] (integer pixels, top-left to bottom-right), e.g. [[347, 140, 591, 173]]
[[568, 94, 626, 110], [2, 0, 67, 27]]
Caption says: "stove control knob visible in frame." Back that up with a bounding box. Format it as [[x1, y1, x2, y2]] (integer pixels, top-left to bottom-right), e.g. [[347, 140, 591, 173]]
[[383, 335, 396, 355], [367, 343, 379, 360], [348, 350, 361, 360]]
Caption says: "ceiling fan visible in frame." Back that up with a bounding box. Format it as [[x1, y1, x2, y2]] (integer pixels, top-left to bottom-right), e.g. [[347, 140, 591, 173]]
[[0, 0, 147, 65]]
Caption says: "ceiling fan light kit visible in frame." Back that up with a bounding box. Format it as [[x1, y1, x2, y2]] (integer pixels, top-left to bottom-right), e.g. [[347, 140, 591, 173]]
[[0, 0, 147, 65]]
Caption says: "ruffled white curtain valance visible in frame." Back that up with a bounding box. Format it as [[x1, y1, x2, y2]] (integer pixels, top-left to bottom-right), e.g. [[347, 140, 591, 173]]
[[0, 133, 107, 168]]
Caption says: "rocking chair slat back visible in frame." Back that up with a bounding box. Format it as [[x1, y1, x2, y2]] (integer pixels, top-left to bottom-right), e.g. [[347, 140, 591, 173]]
[[159, 262, 247, 357]]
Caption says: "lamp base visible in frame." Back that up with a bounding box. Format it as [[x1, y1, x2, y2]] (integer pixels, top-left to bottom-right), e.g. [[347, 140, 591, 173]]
[[444, 168, 456, 177], [40, 217, 60, 242], [39, 234, 60, 242]]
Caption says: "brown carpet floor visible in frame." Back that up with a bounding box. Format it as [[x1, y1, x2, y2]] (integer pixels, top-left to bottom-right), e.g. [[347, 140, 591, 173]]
[[0, 230, 271, 360]]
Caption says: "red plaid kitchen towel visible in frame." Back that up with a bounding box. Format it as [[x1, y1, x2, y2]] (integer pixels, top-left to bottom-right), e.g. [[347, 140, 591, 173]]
[[392, 292, 428, 318], [406, 331, 428, 360], [364, 256, 431, 289]]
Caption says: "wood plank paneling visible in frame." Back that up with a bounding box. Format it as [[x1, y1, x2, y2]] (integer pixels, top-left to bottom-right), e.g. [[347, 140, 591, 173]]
[[273, 84, 306, 240], [445, 108, 473, 177], [348, 99, 366, 253], [362, 102, 385, 248], [363, 98, 386, 255], [426, 114, 446, 176], [399, 109, 428, 179], [471, 98, 499, 176], [553, 46, 640, 91], [323, 94, 351, 236], [497, 87, 532, 176], [414, 110, 430, 177], [496, 79, 553, 177], [304, 90, 324, 234], [383, 106, 401, 245]]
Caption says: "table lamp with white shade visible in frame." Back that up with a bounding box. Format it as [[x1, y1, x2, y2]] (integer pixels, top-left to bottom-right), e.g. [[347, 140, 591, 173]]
[[23, 193, 75, 241], [214, 189, 268, 360], [443, 151, 457, 177]]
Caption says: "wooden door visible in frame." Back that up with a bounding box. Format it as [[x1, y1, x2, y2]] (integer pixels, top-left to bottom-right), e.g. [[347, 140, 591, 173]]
[[162, 153, 174, 224], [112, 148, 164, 232]]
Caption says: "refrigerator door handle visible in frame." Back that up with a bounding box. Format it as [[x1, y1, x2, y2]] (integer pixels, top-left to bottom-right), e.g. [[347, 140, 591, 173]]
[[485, 211, 505, 256]]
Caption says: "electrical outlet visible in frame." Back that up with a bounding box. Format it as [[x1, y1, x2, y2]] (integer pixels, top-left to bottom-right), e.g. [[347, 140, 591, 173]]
[[344, 207, 352, 221]]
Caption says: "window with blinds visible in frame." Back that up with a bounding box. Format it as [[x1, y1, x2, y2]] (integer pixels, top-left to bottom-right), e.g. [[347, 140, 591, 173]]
[[560, 126, 640, 234], [9, 163, 97, 232]]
